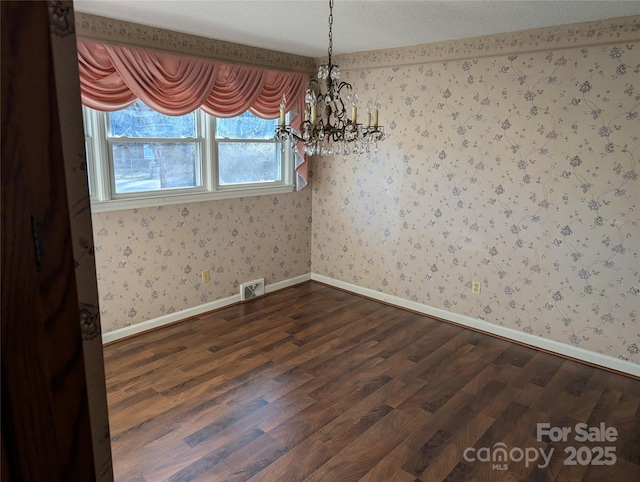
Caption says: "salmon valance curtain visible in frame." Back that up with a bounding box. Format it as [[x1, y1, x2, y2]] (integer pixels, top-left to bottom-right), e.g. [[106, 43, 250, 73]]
[[76, 39, 308, 182]]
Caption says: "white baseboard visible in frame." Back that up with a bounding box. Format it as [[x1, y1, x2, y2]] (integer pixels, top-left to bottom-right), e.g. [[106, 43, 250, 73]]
[[311, 273, 639, 377], [101, 271, 638, 377], [101, 273, 311, 344]]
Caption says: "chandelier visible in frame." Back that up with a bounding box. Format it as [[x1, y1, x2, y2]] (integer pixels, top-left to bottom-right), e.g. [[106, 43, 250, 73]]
[[275, 0, 384, 156]]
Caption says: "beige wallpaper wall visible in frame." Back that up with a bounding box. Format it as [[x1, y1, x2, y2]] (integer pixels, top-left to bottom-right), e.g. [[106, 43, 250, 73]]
[[94, 193, 311, 332], [312, 19, 640, 366]]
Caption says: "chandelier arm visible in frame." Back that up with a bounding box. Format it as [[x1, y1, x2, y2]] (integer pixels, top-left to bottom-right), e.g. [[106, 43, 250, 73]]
[[336, 81, 352, 90], [335, 81, 353, 121]]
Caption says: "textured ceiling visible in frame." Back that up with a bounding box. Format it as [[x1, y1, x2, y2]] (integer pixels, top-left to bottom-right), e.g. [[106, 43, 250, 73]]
[[74, 0, 640, 58]]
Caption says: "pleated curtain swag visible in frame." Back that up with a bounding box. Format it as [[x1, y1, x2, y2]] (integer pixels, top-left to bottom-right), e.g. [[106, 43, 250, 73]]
[[76, 39, 309, 184]]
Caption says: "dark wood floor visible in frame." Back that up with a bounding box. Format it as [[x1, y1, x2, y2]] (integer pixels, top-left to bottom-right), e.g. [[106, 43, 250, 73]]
[[103, 282, 640, 481]]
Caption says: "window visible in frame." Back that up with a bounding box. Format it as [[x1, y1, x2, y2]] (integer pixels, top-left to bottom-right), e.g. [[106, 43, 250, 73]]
[[216, 115, 282, 185], [83, 100, 292, 212]]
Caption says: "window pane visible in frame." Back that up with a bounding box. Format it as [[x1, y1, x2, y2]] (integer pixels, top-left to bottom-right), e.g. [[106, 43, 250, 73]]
[[109, 101, 195, 138], [218, 142, 281, 185], [216, 111, 277, 139], [112, 142, 200, 193]]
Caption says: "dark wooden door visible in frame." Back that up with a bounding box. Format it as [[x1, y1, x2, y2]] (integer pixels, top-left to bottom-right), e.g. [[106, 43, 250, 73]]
[[1, 1, 96, 480]]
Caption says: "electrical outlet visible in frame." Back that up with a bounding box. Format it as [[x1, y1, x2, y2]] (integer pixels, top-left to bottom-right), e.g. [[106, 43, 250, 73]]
[[201, 269, 211, 283], [472, 281, 481, 295]]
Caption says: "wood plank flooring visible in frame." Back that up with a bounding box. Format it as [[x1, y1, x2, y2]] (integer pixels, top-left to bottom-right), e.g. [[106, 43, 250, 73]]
[[103, 282, 640, 481]]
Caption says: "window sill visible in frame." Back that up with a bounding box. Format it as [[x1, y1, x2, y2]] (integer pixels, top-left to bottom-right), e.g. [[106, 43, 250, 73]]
[[90, 183, 294, 213]]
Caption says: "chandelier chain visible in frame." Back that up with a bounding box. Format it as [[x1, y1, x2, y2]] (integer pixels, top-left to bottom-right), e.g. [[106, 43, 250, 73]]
[[328, 0, 333, 62]]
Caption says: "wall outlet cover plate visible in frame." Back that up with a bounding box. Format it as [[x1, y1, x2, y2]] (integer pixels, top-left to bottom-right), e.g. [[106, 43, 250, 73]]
[[472, 281, 481, 295]]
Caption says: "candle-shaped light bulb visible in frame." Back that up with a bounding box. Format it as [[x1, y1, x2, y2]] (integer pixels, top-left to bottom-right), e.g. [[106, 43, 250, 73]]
[[374, 98, 380, 127], [352, 92, 359, 124], [310, 91, 317, 124], [366, 99, 373, 128], [279, 95, 287, 126]]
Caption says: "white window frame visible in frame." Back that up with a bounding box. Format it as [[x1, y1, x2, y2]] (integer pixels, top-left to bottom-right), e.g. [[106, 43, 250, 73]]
[[83, 105, 294, 213]]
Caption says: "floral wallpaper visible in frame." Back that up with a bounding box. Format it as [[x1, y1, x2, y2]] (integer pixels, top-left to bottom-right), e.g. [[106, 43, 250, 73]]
[[93, 192, 311, 332], [312, 37, 640, 365]]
